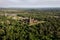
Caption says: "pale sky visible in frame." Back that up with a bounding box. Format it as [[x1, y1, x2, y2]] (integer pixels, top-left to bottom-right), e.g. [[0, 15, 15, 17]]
[[0, 0, 60, 8]]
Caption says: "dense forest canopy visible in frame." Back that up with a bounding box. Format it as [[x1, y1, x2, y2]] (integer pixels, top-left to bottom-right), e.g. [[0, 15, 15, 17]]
[[0, 8, 60, 40]]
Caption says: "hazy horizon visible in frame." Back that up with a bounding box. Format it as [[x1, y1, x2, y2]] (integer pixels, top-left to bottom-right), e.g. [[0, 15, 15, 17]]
[[0, 0, 60, 8]]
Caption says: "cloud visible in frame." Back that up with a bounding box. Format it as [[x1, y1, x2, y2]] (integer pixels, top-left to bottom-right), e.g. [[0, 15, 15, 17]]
[[0, 0, 60, 8]]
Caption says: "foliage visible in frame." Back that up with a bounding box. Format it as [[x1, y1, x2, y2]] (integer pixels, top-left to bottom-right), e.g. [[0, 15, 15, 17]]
[[0, 9, 60, 40]]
